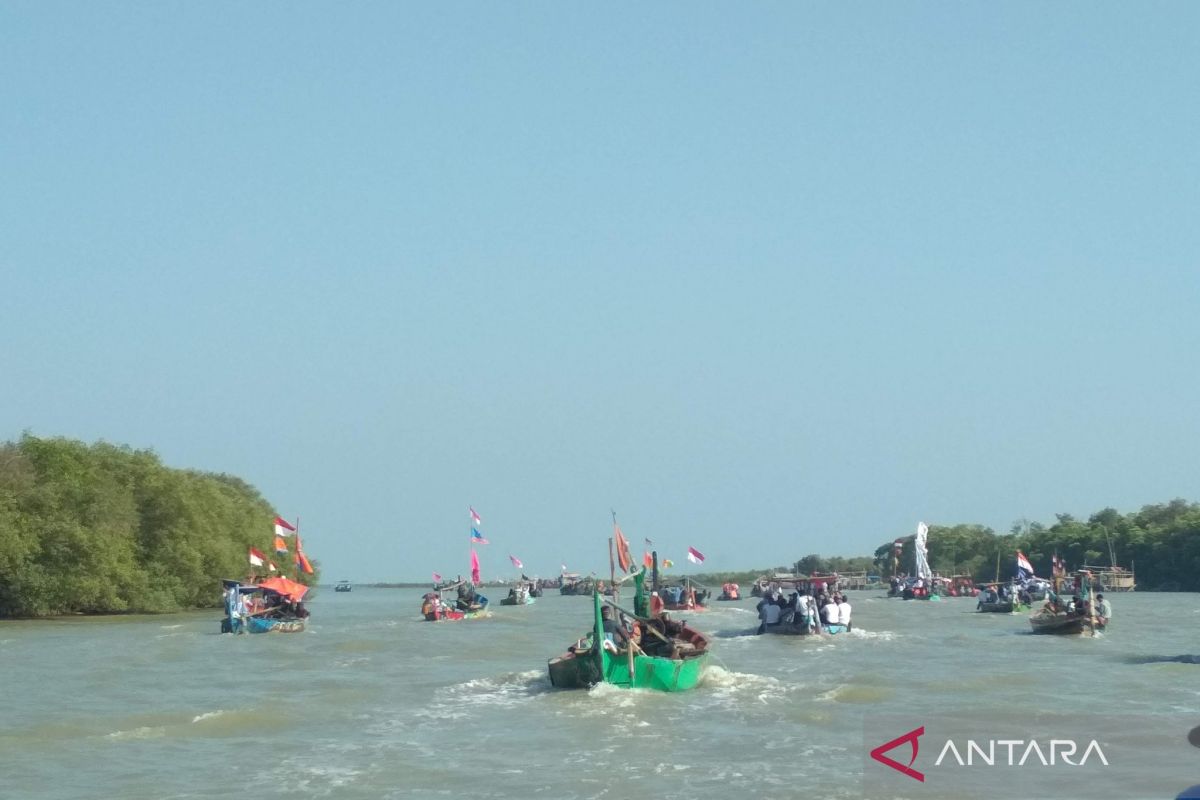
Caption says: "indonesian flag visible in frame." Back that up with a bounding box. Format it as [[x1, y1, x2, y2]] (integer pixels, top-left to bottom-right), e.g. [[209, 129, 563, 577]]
[[509, 554, 523, 569], [469, 506, 482, 526], [1016, 551, 1035, 580], [248, 547, 266, 567], [274, 516, 296, 537], [686, 546, 705, 564], [268, 561, 278, 573], [614, 523, 634, 573], [274, 535, 289, 555]]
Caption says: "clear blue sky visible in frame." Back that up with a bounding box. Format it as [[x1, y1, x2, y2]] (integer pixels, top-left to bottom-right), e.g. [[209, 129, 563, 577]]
[[3, 3, 1198, 582]]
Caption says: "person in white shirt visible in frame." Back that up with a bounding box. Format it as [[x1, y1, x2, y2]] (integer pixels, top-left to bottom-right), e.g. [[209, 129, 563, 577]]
[[837, 595, 852, 628], [821, 597, 839, 626]]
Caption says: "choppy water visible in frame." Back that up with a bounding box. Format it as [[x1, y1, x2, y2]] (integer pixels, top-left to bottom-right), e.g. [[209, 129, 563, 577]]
[[2, 589, 1199, 799]]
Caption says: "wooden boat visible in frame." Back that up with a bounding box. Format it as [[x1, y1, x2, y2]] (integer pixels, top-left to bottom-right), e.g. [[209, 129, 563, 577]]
[[758, 617, 848, 636], [1029, 608, 1096, 635], [659, 578, 710, 611], [500, 585, 536, 606], [977, 600, 1030, 614], [220, 578, 309, 634], [420, 585, 491, 621], [548, 588, 710, 692], [754, 582, 850, 636]]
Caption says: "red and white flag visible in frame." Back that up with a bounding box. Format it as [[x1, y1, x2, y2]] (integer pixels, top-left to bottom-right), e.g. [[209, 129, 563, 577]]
[[268, 561, 278, 573], [248, 547, 266, 567], [509, 554, 523, 569], [686, 546, 705, 564], [274, 516, 296, 537], [469, 506, 482, 526]]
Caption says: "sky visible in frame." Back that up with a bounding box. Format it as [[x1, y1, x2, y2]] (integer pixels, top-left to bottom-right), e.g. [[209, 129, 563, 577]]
[[2, 3, 1198, 583]]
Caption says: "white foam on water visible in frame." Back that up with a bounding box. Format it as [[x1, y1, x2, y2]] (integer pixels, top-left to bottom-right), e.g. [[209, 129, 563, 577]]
[[701, 665, 791, 705], [191, 710, 225, 723], [160, 624, 183, 629], [844, 627, 898, 641], [106, 725, 166, 740], [414, 669, 549, 721]]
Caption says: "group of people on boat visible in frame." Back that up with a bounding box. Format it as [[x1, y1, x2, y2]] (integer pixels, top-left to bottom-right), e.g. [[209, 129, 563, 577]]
[[977, 582, 1032, 608], [755, 585, 851, 634], [1041, 590, 1113, 627]]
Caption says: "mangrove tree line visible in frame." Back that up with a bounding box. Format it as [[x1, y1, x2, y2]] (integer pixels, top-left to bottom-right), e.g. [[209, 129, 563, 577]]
[[0, 434, 315, 616]]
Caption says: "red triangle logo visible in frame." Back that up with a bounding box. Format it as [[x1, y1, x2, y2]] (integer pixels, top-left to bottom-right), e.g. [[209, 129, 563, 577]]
[[870, 726, 925, 782]]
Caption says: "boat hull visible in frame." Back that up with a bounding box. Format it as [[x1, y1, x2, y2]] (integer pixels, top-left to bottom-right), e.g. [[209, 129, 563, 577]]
[[758, 621, 848, 636], [246, 616, 306, 634], [1029, 612, 1095, 635], [500, 596, 536, 606], [977, 601, 1030, 614]]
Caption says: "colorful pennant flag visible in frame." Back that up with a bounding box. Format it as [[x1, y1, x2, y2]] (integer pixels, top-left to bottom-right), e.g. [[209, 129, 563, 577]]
[[686, 546, 705, 564], [248, 547, 266, 567], [274, 516, 296, 537], [662, 559, 674, 569], [509, 554, 523, 569], [614, 523, 634, 573], [471, 528, 489, 545], [470, 506, 482, 526], [296, 549, 314, 575], [274, 535, 289, 555], [470, 549, 481, 584]]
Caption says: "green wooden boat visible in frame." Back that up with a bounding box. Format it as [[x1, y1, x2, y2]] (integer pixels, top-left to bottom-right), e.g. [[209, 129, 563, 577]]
[[548, 571, 710, 692]]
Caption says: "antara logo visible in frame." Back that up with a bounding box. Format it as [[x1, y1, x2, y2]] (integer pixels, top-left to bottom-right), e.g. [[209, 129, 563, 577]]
[[870, 726, 925, 782], [870, 726, 1110, 783]]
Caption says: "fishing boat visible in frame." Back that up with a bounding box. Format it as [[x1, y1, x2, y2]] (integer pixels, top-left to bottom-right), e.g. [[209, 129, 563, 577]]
[[334, 579, 352, 592], [717, 582, 740, 601], [1028, 571, 1105, 635], [500, 583, 536, 606], [559, 574, 591, 595], [220, 577, 309, 634], [753, 575, 849, 635], [976, 599, 1030, 614], [658, 578, 710, 611], [548, 582, 710, 691]]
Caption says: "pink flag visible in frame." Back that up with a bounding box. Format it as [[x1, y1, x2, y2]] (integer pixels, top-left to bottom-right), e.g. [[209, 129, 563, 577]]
[[509, 554, 523, 569], [469, 506, 482, 525], [686, 546, 705, 564], [432, 572, 442, 583], [470, 549, 481, 584]]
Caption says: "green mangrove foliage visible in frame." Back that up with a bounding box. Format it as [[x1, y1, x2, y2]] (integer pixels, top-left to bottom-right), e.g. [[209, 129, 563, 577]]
[[0, 435, 315, 617], [873, 500, 1200, 590]]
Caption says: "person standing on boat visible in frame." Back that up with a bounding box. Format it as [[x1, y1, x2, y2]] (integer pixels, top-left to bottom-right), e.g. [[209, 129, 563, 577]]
[[1095, 594, 1112, 625], [837, 594, 852, 630], [821, 595, 839, 627]]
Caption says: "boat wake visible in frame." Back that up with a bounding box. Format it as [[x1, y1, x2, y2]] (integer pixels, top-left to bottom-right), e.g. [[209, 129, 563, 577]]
[[415, 669, 551, 720]]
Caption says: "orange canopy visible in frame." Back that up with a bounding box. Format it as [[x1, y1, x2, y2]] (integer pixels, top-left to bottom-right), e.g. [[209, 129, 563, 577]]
[[258, 576, 309, 602]]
